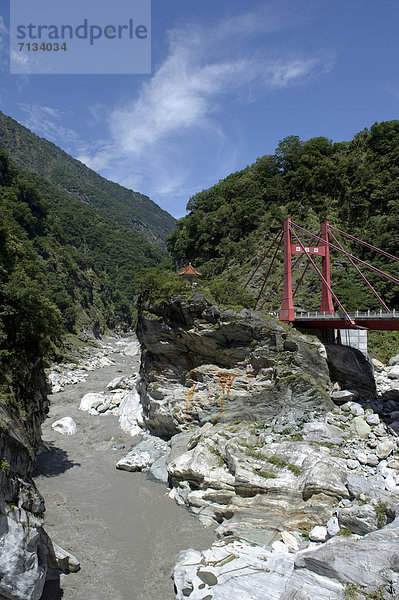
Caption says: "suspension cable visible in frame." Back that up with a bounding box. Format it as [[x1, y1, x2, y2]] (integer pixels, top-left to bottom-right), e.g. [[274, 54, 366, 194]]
[[257, 251, 305, 309], [329, 230, 390, 312], [255, 231, 284, 305], [244, 229, 283, 288], [328, 224, 399, 263], [290, 222, 399, 286], [290, 227, 355, 324]]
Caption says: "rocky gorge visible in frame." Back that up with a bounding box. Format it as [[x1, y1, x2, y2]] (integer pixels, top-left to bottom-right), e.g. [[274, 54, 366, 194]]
[[0, 355, 79, 600], [124, 295, 399, 600], [3, 295, 399, 600]]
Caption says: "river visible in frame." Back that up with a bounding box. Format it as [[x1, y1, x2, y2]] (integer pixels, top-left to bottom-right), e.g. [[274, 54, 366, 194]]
[[36, 339, 215, 600]]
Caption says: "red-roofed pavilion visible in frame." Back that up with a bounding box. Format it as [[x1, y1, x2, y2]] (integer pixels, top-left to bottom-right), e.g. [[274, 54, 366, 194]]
[[177, 263, 202, 278]]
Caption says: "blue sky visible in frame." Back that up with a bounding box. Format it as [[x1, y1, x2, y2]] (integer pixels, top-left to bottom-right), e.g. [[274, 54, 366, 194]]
[[1, 0, 399, 217]]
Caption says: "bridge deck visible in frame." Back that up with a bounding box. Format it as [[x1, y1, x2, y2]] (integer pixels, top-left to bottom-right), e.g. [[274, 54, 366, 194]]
[[290, 311, 399, 330]]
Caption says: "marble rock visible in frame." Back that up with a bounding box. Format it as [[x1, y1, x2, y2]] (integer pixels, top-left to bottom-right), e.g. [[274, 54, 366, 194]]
[[350, 416, 371, 439], [51, 417, 77, 435], [47, 542, 80, 574], [326, 516, 340, 537], [106, 376, 126, 391], [350, 403, 364, 416], [337, 505, 379, 535], [116, 436, 169, 472], [356, 452, 368, 465], [376, 439, 395, 459], [330, 390, 355, 405], [124, 341, 140, 357], [308, 525, 328, 542], [281, 531, 299, 552], [118, 388, 144, 436], [0, 510, 47, 600], [272, 540, 289, 554], [136, 296, 333, 438], [149, 455, 169, 483], [301, 422, 344, 445], [325, 343, 376, 400], [79, 392, 105, 412], [172, 539, 295, 600], [372, 358, 385, 370], [374, 424, 387, 437], [174, 510, 399, 600], [97, 356, 114, 368], [290, 515, 399, 596], [388, 364, 399, 379], [367, 454, 379, 467], [346, 473, 396, 505], [366, 413, 380, 426], [167, 424, 349, 539]]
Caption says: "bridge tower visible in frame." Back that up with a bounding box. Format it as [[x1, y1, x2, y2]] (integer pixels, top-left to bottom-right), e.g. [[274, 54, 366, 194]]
[[320, 220, 334, 314], [279, 218, 334, 322], [279, 218, 295, 321]]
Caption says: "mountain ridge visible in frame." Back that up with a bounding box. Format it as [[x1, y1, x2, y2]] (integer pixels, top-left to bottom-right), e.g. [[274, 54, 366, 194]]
[[0, 110, 175, 246]]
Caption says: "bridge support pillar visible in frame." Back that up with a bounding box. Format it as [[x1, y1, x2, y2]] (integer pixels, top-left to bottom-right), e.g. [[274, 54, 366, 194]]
[[321, 221, 334, 314], [280, 218, 295, 322], [336, 329, 368, 355]]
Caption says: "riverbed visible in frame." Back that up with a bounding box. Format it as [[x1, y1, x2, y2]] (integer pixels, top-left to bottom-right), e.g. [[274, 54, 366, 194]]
[[36, 339, 215, 600]]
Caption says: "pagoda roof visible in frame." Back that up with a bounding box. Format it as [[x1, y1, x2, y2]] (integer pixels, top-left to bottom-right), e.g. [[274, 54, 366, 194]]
[[177, 263, 202, 276]]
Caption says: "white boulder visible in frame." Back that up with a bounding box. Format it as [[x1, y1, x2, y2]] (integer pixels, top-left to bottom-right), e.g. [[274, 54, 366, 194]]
[[308, 525, 328, 542], [118, 388, 144, 436], [106, 376, 125, 391], [79, 392, 105, 412], [376, 439, 395, 459], [124, 342, 140, 357], [51, 417, 77, 436], [388, 364, 399, 379]]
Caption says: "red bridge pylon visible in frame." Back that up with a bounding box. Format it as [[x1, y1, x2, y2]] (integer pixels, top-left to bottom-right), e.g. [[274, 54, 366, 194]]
[[245, 217, 399, 327], [280, 218, 334, 321]]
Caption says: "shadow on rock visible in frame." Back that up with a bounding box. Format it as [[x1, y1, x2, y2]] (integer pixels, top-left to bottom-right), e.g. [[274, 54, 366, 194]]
[[40, 577, 64, 600], [325, 343, 377, 401], [372, 389, 399, 432], [34, 443, 80, 477]]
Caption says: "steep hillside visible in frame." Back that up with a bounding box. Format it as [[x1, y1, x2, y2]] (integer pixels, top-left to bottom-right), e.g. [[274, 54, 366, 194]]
[[0, 111, 175, 246], [167, 121, 399, 315], [0, 148, 171, 346]]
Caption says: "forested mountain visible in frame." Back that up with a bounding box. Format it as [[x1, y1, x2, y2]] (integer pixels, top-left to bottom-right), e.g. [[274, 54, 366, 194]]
[[167, 120, 399, 315], [0, 111, 175, 246], [0, 147, 171, 368]]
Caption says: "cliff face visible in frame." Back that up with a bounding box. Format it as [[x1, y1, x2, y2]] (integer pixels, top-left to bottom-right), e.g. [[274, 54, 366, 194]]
[[136, 295, 333, 438], [0, 358, 52, 600]]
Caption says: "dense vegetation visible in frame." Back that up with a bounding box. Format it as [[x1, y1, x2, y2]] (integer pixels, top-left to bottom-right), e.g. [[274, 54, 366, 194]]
[[167, 121, 399, 360], [0, 147, 171, 375], [136, 268, 256, 310], [168, 121, 399, 316], [0, 111, 176, 246]]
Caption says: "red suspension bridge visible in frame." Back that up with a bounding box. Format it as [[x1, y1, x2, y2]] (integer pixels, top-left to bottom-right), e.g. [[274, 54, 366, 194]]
[[245, 218, 399, 331]]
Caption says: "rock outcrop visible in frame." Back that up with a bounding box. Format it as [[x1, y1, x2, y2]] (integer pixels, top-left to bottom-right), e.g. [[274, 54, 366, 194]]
[[0, 359, 78, 600], [120, 297, 399, 599], [136, 296, 333, 438], [173, 511, 399, 600], [170, 399, 399, 600], [325, 343, 377, 401]]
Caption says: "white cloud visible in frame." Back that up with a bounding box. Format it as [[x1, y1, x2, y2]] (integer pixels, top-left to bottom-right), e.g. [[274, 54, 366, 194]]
[[77, 4, 334, 214], [0, 16, 9, 70], [18, 104, 79, 146], [108, 17, 329, 158], [10, 49, 29, 68], [0, 16, 7, 38]]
